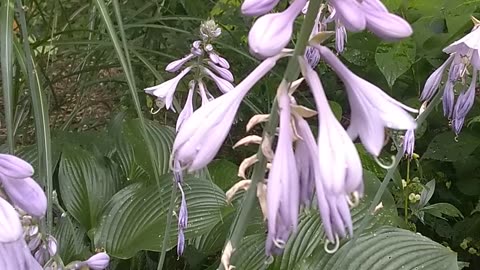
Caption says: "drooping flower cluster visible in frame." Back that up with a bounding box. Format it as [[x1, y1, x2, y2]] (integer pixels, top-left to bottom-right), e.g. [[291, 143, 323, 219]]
[[167, 0, 416, 265], [243, 0, 412, 61], [420, 17, 480, 135], [0, 154, 110, 270], [145, 20, 234, 131]]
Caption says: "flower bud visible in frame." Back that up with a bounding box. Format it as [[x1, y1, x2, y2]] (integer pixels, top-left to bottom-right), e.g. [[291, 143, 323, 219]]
[[165, 54, 196, 73], [0, 197, 22, 243], [0, 154, 34, 179], [241, 0, 280, 16], [1, 177, 47, 218], [85, 252, 110, 270], [248, 0, 306, 58]]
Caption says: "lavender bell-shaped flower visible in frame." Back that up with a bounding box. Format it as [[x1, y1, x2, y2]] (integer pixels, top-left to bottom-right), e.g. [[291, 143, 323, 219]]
[[145, 66, 193, 110], [316, 45, 417, 156], [0, 154, 47, 217], [165, 54, 196, 73], [452, 70, 478, 134], [241, 0, 280, 16], [197, 80, 212, 105], [174, 54, 284, 171], [83, 252, 110, 270], [403, 129, 415, 158], [203, 67, 234, 93], [176, 81, 196, 132], [359, 0, 412, 40], [293, 117, 316, 207], [207, 61, 234, 82], [266, 88, 300, 255], [328, 0, 365, 32], [0, 197, 22, 242], [177, 182, 188, 256], [420, 55, 454, 102], [248, 0, 307, 58], [0, 238, 43, 270], [299, 57, 361, 242]]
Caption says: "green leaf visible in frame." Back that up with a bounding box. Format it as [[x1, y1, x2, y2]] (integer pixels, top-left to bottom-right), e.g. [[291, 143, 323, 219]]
[[302, 227, 458, 270], [94, 174, 226, 259], [421, 203, 464, 220], [0, 0, 15, 152], [422, 132, 480, 162], [208, 159, 239, 191], [53, 215, 90, 263], [58, 145, 121, 230], [122, 119, 175, 180], [375, 38, 416, 87]]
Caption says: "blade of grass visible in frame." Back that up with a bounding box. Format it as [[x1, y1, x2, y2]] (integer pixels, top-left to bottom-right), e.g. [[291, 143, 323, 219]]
[[0, 0, 15, 153], [93, 2, 173, 269], [15, 0, 53, 232]]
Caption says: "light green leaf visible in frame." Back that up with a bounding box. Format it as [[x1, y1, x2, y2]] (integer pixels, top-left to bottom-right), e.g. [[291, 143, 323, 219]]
[[375, 38, 416, 87], [422, 132, 480, 162], [421, 203, 464, 220], [94, 174, 226, 259]]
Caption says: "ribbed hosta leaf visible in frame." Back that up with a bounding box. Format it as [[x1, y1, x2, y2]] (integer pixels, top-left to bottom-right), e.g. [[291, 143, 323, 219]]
[[53, 215, 90, 263], [121, 119, 174, 180], [58, 145, 121, 230], [94, 174, 226, 259], [230, 170, 400, 270], [301, 227, 458, 270]]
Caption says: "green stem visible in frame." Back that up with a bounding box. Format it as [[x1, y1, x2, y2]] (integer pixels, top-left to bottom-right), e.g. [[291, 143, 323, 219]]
[[217, 1, 322, 269], [16, 0, 53, 233], [336, 89, 443, 268]]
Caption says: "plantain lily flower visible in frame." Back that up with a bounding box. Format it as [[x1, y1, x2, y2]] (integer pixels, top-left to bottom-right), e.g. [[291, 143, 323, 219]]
[[317, 45, 417, 156], [241, 0, 280, 16], [174, 54, 284, 171], [266, 89, 299, 255], [0, 238, 43, 270], [145, 66, 193, 111], [176, 81, 196, 132], [248, 0, 307, 58], [0, 197, 22, 243], [452, 70, 478, 134]]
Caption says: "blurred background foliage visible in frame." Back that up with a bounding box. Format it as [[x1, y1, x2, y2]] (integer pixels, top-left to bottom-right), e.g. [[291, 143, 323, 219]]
[[2, 0, 480, 269]]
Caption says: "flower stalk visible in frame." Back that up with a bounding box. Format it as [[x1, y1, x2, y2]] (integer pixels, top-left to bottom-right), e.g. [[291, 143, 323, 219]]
[[218, 0, 323, 269]]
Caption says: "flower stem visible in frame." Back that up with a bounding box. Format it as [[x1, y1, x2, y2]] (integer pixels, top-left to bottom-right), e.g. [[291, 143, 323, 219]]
[[217, 1, 322, 269], [336, 89, 443, 268]]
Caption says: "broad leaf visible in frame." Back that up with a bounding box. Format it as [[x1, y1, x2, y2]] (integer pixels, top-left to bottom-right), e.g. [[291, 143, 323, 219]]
[[230, 170, 400, 270], [302, 227, 458, 270], [375, 38, 416, 87], [53, 215, 90, 263], [58, 144, 121, 230], [422, 132, 480, 162], [94, 174, 226, 258]]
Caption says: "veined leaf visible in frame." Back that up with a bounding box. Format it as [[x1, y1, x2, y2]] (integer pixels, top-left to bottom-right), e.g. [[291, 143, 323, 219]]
[[58, 144, 121, 230], [94, 174, 226, 259]]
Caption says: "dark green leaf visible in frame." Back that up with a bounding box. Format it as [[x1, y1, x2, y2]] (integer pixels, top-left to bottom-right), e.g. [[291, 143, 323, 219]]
[[422, 132, 480, 162], [375, 38, 416, 87]]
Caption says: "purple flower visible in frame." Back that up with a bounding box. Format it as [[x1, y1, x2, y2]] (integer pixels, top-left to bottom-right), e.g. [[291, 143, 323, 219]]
[[335, 22, 347, 53], [248, 0, 307, 58], [207, 61, 234, 82], [165, 53, 196, 73], [83, 252, 110, 270], [452, 71, 478, 134], [0, 154, 34, 179], [197, 80, 212, 105], [203, 67, 234, 93], [317, 45, 417, 156], [208, 52, 230, 69], [176, 182, 188, 256], [241, 0, 280, 16], [293, 117, 316, 207], [0, 197, 22, 243], [299, 57, 360, 241], [443, 81, 455, 119], [34, 245, 49, 265], [360, 0, 412, 40], [173, 54, 283, 171], [329, 0, 412, 40], [176, 81, 195, 132], [443, 23, 480, 70], [266, 88, 299, 255], [420, 55, 454, 102], [328, 0, 365, 32], [0, 154, 47, 218], [403, 129, 415, 158], [0, 238, 42, 270], [145, 66, 193, 110]]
